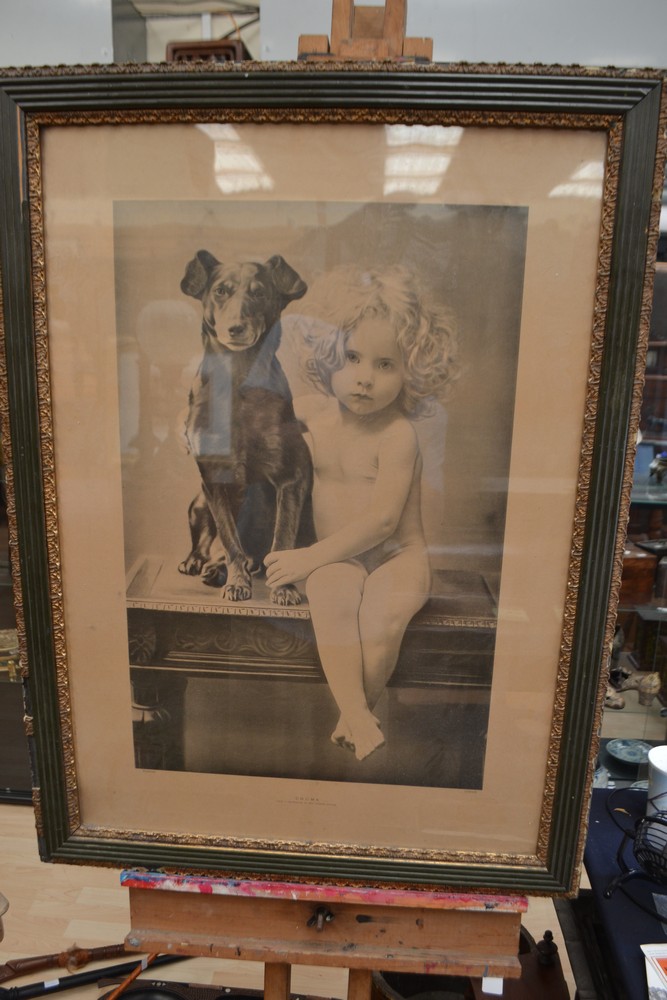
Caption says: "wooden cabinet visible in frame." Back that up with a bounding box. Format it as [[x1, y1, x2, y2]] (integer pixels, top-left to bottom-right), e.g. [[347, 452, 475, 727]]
[[639, 261, 667, 445]]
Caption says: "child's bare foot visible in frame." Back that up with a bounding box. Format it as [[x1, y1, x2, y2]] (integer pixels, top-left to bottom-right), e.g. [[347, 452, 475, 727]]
[[331, 712, 381, 754], [347, 714, 385, 761], [331, 717, 354, 749]]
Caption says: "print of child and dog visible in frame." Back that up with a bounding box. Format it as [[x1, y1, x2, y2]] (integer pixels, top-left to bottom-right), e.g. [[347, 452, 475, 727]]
[[175, 251, 459, 763], [122, 205, 524, 781]]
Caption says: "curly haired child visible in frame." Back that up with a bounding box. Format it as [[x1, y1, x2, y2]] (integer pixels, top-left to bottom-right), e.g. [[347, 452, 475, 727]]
[[265, 265, 459, 760]]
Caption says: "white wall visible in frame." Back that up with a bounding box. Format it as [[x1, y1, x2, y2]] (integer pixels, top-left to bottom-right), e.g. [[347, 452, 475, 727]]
[[0, 0, 114, 66], [1, 0, 665, 70], [260, 0, 667, 66]]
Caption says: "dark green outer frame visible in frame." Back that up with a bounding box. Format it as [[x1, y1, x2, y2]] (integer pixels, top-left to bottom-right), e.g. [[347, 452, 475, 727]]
[[0, 62, 664, 895]]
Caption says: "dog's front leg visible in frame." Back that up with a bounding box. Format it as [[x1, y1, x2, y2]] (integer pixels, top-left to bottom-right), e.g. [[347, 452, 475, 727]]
[[179, 490, 217, 578], [202, 481, 252, 601]]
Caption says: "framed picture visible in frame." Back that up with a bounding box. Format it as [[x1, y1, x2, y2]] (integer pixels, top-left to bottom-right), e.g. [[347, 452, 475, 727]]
[[0, 62, 664, 895]]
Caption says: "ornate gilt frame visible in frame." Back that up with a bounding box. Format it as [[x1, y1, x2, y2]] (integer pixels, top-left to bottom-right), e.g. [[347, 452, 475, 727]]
[[0, 62, 664, 895]]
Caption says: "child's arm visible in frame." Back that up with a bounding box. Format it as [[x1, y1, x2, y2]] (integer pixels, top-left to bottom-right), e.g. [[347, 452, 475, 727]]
[[265, 420, 419, 588]]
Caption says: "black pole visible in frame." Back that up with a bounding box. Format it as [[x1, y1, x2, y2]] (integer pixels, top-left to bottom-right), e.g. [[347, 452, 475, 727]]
[[0, 955, 187, 1000]]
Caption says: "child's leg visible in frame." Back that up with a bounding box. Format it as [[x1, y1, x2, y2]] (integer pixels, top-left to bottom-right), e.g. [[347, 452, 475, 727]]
[[358, 547, 431, 709], [306, 562, 385, 761]]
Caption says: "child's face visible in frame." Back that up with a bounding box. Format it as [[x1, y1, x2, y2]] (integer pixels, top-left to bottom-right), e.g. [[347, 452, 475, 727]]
[[330, 316, 405, 416]]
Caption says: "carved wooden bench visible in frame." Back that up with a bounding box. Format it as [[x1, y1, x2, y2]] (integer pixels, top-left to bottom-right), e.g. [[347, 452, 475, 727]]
[[126, 559, 497, 784]]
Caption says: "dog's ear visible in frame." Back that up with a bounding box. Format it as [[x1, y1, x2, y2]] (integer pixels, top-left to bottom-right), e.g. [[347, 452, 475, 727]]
[[265, 256, 308, 303], [181, 250, 220, 299]]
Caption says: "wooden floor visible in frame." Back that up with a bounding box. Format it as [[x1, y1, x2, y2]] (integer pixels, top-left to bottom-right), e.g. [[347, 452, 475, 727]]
[[0, 802, 577, 999]]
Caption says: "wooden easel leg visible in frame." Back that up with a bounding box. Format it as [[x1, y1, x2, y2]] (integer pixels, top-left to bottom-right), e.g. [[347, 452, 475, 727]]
[[264, 962, 291, 1000], [331, 0, 354, 52], [347, 968, 373, 1000], [383, 0, 407, 42]]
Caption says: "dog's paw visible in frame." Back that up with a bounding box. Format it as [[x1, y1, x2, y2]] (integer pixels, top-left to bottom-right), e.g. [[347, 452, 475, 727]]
[[178, 553, 208, 576], [221, 582, 252, 602], [271, 584, 302, 607], [201, 561, 229, 588]]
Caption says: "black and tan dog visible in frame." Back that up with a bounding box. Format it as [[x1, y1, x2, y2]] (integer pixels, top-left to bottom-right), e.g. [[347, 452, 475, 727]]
[[178, 250, 312, 606]]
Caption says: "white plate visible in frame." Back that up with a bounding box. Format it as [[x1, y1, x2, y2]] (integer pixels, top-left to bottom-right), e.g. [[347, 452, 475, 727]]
[[606, 738, 653, 764]]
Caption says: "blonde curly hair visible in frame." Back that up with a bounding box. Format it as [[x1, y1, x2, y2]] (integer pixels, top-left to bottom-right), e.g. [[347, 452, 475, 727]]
[[300, 265, 459, 419]]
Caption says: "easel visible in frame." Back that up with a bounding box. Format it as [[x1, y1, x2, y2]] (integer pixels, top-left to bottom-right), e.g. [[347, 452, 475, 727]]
[[122, 7, 562, 1000], [298, 0, 433, 62], [121, 872, 526, 999]]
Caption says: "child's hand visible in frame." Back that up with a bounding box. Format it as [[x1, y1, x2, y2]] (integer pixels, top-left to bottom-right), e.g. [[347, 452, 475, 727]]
[[265, 548, 316, 588]]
